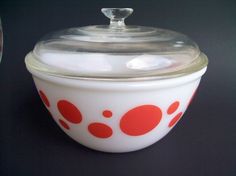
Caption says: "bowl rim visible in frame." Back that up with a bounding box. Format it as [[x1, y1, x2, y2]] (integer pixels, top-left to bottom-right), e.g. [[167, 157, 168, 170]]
[[30, 66, 207, 91]]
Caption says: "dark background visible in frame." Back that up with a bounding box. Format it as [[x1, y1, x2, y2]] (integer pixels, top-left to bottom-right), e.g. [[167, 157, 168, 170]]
[[0, 0, 236, 175]]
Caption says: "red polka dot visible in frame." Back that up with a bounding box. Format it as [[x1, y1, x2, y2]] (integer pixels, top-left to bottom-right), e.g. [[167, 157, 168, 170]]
[[88, 123, 113, 138], [167, 101, 180, 115], [102, 110, 112, 118], [59, 119, 70, 130], [120, 105, 162, 136], [39, 90, 50, 107], [168, 112, 183, 127], [57, 100, 82, 124]]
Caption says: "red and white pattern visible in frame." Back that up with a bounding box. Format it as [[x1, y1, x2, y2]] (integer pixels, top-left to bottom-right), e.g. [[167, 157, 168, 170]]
[[37, 90, 195, 140]]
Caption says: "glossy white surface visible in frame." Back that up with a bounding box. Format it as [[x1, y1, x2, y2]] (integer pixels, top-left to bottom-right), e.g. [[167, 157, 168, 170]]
[[28, 67, 206, 152]]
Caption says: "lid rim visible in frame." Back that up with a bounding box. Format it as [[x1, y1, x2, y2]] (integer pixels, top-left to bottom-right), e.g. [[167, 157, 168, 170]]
[[25, 52, 208, 81]]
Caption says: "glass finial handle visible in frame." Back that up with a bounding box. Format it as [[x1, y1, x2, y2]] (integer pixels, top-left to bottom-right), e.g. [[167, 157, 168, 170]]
[[101, 8, 133, 28]]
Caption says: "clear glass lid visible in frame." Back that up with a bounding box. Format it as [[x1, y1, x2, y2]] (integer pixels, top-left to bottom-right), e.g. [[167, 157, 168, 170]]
[[26, 8, 208, 79]]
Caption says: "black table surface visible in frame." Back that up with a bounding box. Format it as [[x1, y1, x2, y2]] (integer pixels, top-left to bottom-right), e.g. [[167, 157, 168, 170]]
[[0, 0, 236, 175]]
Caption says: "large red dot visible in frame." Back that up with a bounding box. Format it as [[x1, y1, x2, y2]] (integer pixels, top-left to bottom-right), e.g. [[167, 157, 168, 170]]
[[168, 112, 183, 127], [167, 101, 180, 115], [39, 90, 50, 107], [120, 105, 162, 136], [59, 119, 70, 130], [88, 123, 113, 138], [57, 100, 82, 124]]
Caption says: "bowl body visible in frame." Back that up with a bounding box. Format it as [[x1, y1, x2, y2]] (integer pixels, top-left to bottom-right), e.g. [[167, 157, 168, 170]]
[[29, 67, 206, 153]]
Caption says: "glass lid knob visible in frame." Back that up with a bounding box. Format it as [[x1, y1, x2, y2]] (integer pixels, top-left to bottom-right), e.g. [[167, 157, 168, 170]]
[[101, 8, 133, 28]]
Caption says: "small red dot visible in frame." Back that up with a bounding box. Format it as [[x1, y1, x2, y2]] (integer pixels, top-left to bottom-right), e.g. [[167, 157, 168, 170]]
[[39, 90, 50, 107], [168, 112, 183, 127], [88, 123, 113, 138], [102, 110, 112, 118], [59, 119, 70, 130], [167, 101, 180, 115]]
